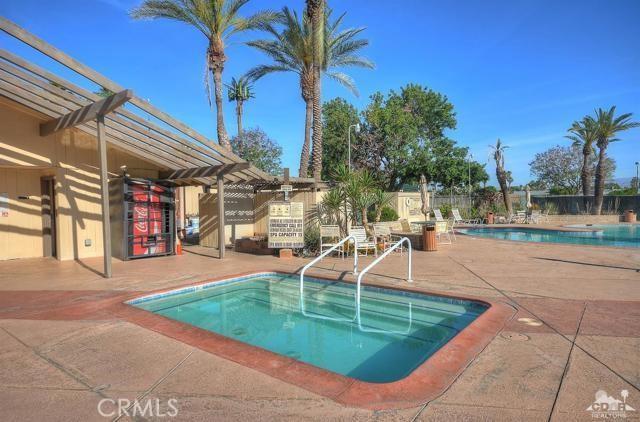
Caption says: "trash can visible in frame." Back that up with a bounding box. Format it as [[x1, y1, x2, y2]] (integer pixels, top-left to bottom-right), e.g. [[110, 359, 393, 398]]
[[624, 210, 637, 223], [486, 212, 494, 224], [423, 225, 437, 252]]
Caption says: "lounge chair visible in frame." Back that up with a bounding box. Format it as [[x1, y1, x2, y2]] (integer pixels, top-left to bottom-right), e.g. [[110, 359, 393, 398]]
[[434, 208, 446, 221], [452, 208, 480, 225], [319, 225, 344, 258], [349, 226, 377, 256], [509, 211, 527, 224], [399, 219, 420, 233]]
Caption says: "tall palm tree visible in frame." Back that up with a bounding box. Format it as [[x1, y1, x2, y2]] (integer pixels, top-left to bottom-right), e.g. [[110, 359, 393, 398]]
[[131, 0, 277, 150], [490, 139, 512, 215], [566, 116, 598, 196], [308, 0, 324, 181], [226, 76, 254, 137], [246, 7, 373, 177], [591, 106, 639, 214]]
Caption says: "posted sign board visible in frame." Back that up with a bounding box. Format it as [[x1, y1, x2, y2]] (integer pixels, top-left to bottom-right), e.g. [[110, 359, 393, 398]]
[[268, 201, 304, 248]]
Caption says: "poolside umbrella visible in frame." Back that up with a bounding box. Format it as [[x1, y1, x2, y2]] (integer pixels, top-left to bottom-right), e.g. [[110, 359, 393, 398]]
[[420, 174, 430, 221], [525, 185, 532, 209]]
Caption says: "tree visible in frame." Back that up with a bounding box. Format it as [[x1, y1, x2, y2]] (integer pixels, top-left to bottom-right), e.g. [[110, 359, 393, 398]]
[[131, 0, 277, 150], [226, 76, 254, 137], [229, 127, 282, 174], [591, 106, 639, 214], [247, 6, 373, 177], [95, 87, 115, 98], [490, 139, 512, 214], [338, 85, 487, 191], [566, 116, 598, 196], [321, 98, 360, 179], [529, 145, 616, 194]]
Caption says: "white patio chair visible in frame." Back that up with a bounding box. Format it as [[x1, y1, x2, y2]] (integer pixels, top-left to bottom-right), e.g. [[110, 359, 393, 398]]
[[433, 208, 446, 221], [528, 210, 541, 224], [452, 208, 480, 225], [435, 220, 453, 244], [373, 223, 403, 253], [349, 226, 377, 257], [541, 209, 551, 223], [319, 225, 344, 258]]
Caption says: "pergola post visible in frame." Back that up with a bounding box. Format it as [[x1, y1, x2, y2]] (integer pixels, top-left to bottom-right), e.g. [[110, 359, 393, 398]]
[[217, 173, 225, 259], [97, 114, 112, 277]]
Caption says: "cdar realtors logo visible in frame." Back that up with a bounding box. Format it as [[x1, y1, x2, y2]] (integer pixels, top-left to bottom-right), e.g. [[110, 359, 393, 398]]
[[587, 390, 635, 419]]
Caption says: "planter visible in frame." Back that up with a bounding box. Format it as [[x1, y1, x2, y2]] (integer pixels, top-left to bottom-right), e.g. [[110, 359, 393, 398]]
[[624, 210, 637, 223], [422, 225, 437, 252]]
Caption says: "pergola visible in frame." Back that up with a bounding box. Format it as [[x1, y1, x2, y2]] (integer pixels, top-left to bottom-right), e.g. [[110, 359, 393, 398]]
[[0, 17, 321, 277]]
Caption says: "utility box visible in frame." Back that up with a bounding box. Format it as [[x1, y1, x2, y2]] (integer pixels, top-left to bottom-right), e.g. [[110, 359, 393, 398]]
[[110, 177, 175, 260]]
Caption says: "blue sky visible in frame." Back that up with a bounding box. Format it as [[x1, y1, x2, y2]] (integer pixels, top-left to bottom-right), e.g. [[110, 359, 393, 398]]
[[2, 0, 639, 184]]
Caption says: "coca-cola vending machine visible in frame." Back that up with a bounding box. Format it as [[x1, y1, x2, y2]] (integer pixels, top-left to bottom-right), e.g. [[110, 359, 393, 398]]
[[110, 177, 175, 260]]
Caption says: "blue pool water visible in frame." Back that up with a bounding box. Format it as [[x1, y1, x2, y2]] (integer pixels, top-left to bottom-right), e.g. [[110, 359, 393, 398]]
[[130, 273, 487, 383], [459, 224, 639, 248]]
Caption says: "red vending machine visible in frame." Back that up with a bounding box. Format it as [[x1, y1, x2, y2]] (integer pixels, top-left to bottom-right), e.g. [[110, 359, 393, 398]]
[[110, 178, 175, 260]]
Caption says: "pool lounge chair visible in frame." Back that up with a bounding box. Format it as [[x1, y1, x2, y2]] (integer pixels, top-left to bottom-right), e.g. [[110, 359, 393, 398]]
[[509, 211, 527, 224], [349, 226, 377, 256], [452, 208, 480, 225], [434, 208, 446, 221]]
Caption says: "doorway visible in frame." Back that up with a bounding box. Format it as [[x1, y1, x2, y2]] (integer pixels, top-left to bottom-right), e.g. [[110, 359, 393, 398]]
[[41, 176, 57, 258]]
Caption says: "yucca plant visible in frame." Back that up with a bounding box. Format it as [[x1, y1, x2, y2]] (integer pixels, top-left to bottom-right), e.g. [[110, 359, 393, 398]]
[[591, 106, 639, 214], [371, 189, 393, 223], [226, 76, 254, 137], [247, 6, 373, 177], [131, 0, 278, 149], [566, 116, 598, 196]]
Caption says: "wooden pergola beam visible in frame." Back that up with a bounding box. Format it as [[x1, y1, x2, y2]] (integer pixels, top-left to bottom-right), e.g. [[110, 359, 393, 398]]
[[39, 89, 133, 136], [158, 163, 249, 180]]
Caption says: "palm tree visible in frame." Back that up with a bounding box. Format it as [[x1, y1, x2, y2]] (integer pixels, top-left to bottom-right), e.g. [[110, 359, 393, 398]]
[[131, 0, 277, 150], [591, 106, 639, 214], [247, 7, 373, 177], [566, 116, 598, 196], [490, 139, 512, 215], [226, 76, 254, 137]]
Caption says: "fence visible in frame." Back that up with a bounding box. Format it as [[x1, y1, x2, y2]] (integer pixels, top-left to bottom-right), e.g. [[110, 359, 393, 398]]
[[531, 195, 640, 215]]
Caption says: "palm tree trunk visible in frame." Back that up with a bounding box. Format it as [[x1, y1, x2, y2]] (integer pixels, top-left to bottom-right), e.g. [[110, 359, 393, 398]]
[[581, 150, 590, 196], [308, 0, 324, 181], [212, 68, 230, 149], [236, 100, 243, 138], [593, 147, 606, 215], [299, 100, 312, 177]]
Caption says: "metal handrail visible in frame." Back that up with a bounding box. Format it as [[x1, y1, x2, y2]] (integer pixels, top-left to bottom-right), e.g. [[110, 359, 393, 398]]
[[299, 235, 358, 320], [356, 237, 412, 310], [354, 237, 413, 334]]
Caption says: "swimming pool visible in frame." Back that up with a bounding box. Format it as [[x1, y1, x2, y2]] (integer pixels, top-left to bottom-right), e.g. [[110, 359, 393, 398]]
[[458, 224, 639, 248], [129, 272, 488, 383]]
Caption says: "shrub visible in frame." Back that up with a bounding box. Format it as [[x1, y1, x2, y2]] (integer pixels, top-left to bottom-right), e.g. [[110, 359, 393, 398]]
[[303, 225, 320, 256], [436, 203, 452, 218], [367, 206, 398, 222]]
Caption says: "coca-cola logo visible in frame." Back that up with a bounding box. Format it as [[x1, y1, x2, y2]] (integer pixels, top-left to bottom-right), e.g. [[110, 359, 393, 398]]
[[135, 206, 148, 233]]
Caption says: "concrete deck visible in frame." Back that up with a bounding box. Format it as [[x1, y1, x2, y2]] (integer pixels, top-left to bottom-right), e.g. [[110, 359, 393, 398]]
[[0, 235, 638, 421]]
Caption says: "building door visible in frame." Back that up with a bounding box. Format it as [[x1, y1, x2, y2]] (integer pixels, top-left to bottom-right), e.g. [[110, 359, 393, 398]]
[[40, 177, 57, 258]]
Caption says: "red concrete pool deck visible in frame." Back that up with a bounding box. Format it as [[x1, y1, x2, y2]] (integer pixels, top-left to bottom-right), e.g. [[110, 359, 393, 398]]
[[0, 234, 638, 420]]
